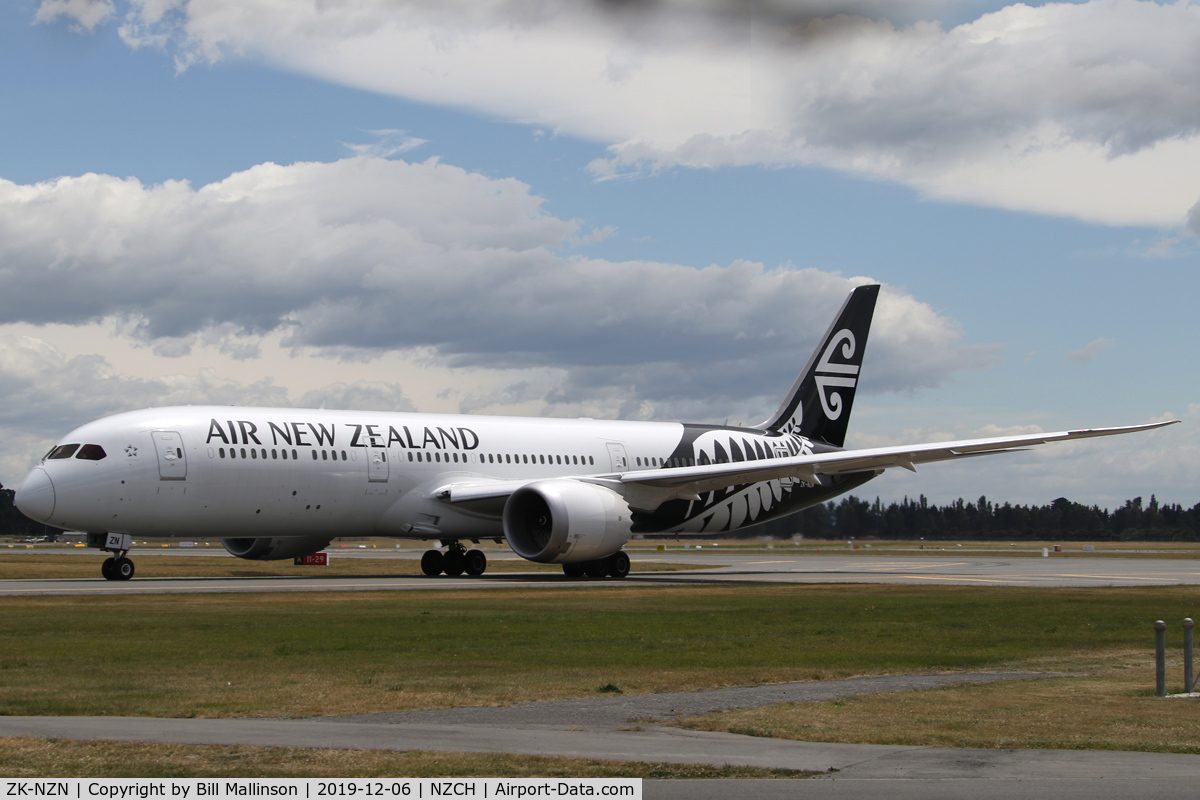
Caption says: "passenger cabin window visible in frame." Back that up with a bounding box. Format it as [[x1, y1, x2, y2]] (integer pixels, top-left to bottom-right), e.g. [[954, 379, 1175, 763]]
[[48, 444, 80, 460], [76, 444, 106, 461]]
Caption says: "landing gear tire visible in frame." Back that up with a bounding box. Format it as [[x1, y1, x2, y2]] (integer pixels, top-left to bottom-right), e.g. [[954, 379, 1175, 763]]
[[464, 549, 487, 576], [421, 549, 445, 576], [583, 559, 608, 579], [101, 557, 116, 581], [114, 557, 135, 581], [442, 549, 465, 576], [606, 551, 630, 579], [562, 562, 584, 578]]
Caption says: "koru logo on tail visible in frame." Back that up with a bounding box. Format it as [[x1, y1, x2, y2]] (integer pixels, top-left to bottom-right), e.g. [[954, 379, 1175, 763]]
[[814, 329, 859, 420]]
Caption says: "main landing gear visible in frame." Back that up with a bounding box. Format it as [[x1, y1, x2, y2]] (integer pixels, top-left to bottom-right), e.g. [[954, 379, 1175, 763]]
[[421, 541, 488, 577], [562, 550, 630, 580]]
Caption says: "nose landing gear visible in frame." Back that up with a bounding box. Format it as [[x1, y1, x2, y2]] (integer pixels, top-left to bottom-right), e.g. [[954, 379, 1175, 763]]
[[101, 556, 135, 581], [87, 532, 136, 581], [420, 541, 488, 577]]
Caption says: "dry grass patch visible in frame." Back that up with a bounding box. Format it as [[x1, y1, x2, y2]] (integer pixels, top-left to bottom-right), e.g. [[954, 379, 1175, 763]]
[[0, 738, 812, 779], [679, 650, 1200, 754]]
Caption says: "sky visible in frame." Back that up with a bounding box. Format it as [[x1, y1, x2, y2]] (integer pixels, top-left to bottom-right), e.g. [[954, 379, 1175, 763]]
[[1, 0, 1197, 509]]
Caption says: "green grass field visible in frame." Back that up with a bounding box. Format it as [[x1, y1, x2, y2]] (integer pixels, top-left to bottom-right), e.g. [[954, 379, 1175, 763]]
[[2, 584, 1198, 718]]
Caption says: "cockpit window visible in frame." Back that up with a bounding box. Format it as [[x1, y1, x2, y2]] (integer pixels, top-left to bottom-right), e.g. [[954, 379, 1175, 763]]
[[76, 444, 107, 461], [47, 444, 80, 460]]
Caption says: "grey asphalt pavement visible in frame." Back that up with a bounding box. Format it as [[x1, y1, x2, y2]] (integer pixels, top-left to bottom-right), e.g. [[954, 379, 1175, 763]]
[[2, 549, 1199, 594]]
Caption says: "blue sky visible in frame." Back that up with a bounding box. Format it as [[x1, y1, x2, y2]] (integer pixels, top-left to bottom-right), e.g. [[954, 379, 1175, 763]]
[[1, 0, 1196, 507]]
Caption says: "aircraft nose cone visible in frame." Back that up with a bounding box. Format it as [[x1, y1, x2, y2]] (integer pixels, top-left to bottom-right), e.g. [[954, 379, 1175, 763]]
[[15, 468, 55, 522]]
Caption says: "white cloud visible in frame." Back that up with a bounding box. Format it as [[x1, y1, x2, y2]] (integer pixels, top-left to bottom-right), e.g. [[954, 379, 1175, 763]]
[[1066, 337, 1115, 364], [0, 157, 994, 411], [103, 0, 1200, 229], [568, 225, 617, 247], [35, 0, 113, 32], [342, 129, 428, 159]]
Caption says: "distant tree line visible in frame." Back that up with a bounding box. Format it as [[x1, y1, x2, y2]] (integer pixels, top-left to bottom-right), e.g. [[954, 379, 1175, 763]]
[[748, 494, 1200, 542]]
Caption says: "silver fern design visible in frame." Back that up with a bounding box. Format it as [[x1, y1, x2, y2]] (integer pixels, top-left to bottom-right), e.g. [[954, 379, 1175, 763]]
[[635, 427, 863, 535], [670, 431, 817, 534]]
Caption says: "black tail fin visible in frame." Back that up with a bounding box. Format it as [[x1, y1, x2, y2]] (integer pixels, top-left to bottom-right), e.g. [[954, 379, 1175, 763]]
[[754, 284, 880, 448]]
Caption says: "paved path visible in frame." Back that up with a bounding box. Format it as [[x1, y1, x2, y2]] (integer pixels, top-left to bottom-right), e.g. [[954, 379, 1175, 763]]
[[3, 551, 1200, 595]]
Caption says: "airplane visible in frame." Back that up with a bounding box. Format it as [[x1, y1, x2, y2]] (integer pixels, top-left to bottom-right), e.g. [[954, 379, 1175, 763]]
[[13, 284, 1177, 581]]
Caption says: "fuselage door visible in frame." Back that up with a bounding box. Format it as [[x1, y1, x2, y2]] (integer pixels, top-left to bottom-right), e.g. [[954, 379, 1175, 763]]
[[606, 442, 629, 473], [367, 447, 389, 483], [152, 430, 187, 481]]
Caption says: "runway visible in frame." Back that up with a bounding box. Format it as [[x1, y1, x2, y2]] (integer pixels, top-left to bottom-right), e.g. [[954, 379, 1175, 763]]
[[2, 548, 1200, 595]]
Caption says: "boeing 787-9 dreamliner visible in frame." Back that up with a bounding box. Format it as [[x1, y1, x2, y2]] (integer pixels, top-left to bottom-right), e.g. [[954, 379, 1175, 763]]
[[13, 285, 1176, 581]]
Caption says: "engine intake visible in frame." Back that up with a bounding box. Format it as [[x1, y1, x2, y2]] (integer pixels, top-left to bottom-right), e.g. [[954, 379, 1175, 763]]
[[503, 480, 631, 563], [221, 536, 333, 561]]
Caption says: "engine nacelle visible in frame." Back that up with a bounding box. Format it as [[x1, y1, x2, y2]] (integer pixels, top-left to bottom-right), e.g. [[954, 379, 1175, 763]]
[[221, 536, 333, 561], [502, 480, 631, 563]]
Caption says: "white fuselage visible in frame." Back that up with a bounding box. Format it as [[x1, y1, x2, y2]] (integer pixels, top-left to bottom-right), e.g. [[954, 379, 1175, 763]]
[[18, 406, 689, 541]]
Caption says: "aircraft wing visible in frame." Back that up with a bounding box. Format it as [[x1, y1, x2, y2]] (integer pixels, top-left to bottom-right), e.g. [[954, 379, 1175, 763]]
[[615, 420, 1178, 498], [441, 420, 1177, 511]]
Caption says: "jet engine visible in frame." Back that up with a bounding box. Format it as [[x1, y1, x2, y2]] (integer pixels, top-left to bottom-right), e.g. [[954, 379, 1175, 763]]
[[221, 536, 334, 561], [502, 480, 631, 563]]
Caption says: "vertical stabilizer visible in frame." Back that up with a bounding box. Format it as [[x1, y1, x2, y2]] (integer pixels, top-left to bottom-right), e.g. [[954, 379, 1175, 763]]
[[754, 284, 880, 448]]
